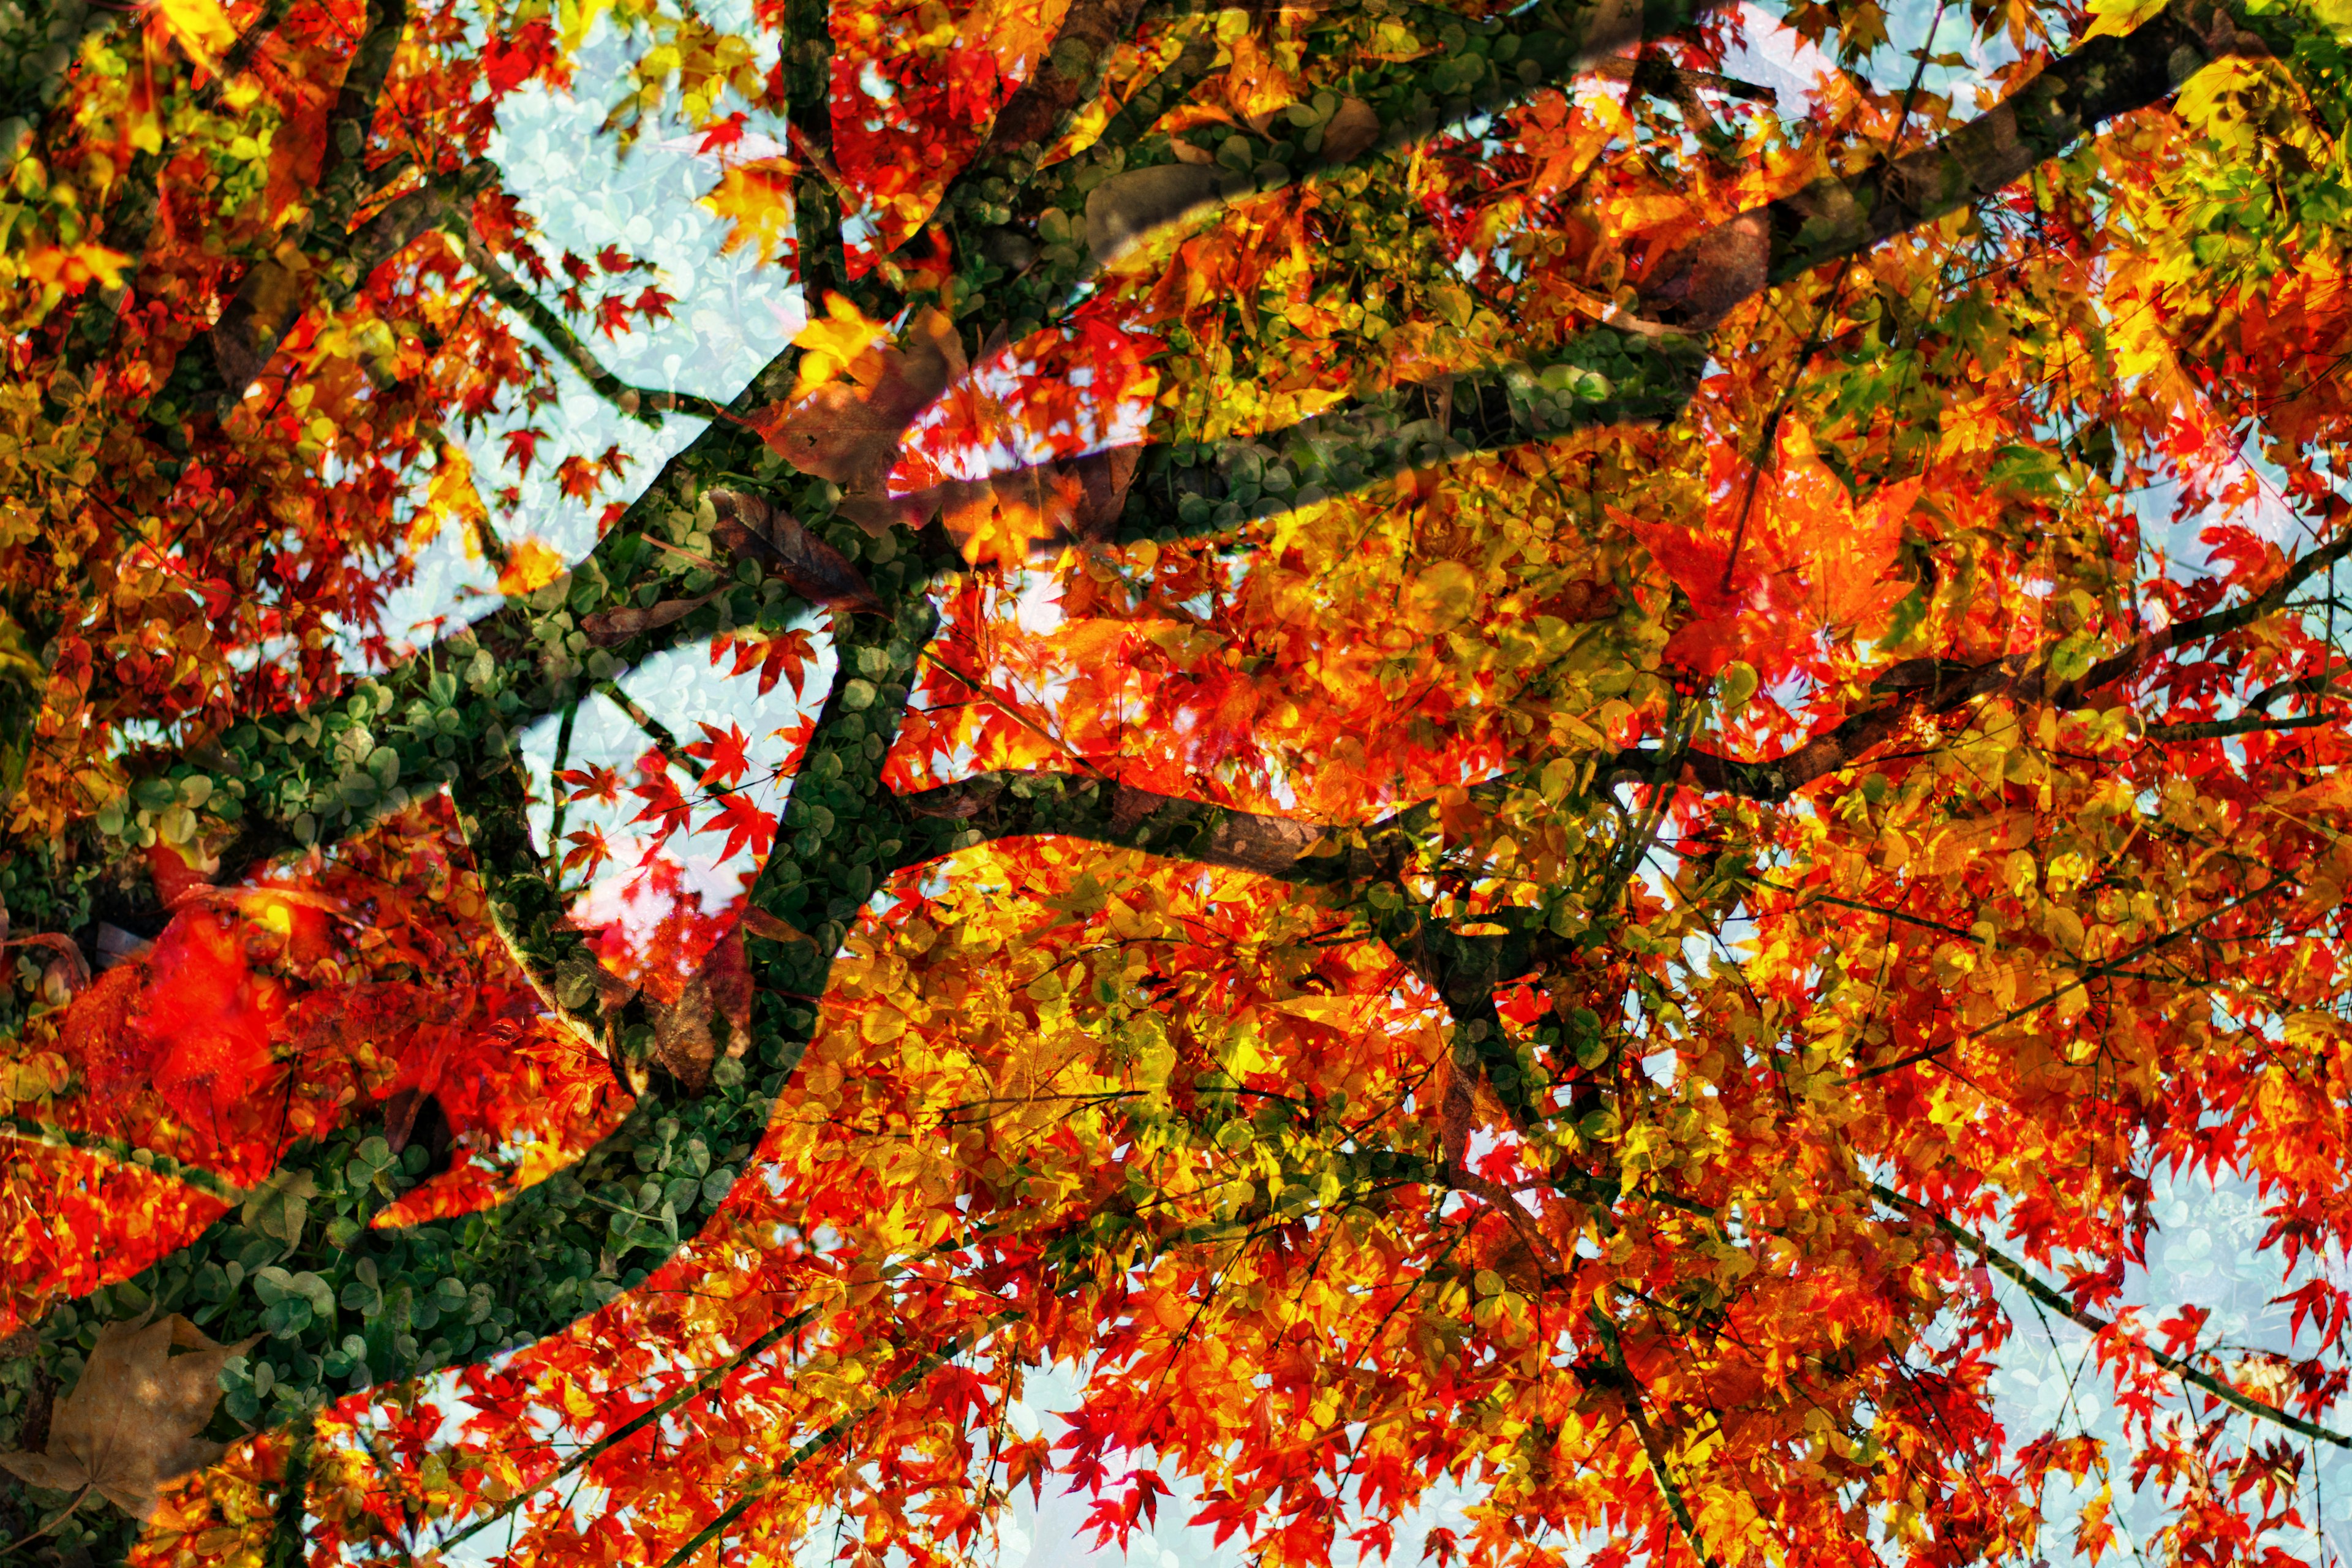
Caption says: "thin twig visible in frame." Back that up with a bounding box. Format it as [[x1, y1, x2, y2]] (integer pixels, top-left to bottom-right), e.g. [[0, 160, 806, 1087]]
[[0, 1484, 91, 1555], [1869, 1182, 2352, 1450], [653, 1310, 1020, 1568]]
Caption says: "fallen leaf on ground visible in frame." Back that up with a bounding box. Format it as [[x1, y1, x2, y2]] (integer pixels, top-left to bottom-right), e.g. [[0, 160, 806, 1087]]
[[0, 1313, 260, 1519]]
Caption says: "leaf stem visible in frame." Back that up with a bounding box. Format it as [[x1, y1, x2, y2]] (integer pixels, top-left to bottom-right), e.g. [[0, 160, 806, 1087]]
[[0, 1484, 90, 1555]]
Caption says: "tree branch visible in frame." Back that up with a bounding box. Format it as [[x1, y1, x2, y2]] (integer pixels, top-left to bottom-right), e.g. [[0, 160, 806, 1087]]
[[946, 0, 1735, 323], [890, 772, 1341, 881], [437, 1299, 827, 1552], [459, 228, 728, 426], [200, 0, 413, 405], [2145, 711, 2337, 742], [651, 1307, 1020, 1568], [1869, 1182, 2352, 1450], [968, 0, 1156, 172], [1589, 1308, 1727, 1568], [1604, 510, 2352, 804], [1638, 0, 2274, 328], [1845, 870, 2301, 1082], [1044, 0, 2286, 569]]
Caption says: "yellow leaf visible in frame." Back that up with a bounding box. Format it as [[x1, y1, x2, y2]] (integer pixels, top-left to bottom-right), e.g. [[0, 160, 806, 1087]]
[[498, 537, 567, 596], [701, 159, 796, 264], [1408, 560, 1479, 630], [415, 440, 485, 552], [1272, 995, 1366, 1027], [2079, 0, 2164, 41], [149, 0, 237, 67], [791, 292, 892, 399]]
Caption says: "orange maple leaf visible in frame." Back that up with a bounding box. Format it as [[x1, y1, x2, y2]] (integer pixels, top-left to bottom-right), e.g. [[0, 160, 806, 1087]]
[[498, 537, 567, 596], [1621, 421, 1919, 676]]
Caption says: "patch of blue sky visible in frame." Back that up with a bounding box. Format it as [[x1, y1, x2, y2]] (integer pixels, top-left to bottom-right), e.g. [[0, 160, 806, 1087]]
[[1727, 0, 2023, 116], [361, 2, 801, 660], [512, 627, 834, 923], [1889, 1153, 2352, 1566]]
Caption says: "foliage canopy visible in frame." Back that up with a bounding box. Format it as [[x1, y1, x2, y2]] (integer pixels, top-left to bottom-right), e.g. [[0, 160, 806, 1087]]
[[5, 0, 2352, 1562]]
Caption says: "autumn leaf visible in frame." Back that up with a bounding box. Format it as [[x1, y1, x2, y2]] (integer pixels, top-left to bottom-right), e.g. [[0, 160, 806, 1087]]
[[147, 0, 238, 72], [745, 301, 967, 536], [0, 1313, 259, 1520], [741, 905, 812, 946], [414, 440, 488, 554], [579, 590, 720, 647], [239, 1169, 319, 1254], [706, 489, 881, 611], [1621, 421, 1918, 676], [498, 537, 568, 596], [701, 159, 798, 262]]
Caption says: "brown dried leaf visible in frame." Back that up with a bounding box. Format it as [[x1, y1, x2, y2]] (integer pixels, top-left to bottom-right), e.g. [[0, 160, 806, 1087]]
[[1085, 164, 1223, 265], [580, 592, 721, 648], [741, 906, 813, 946], [649, 971, 717, 1094], [0, 1313, 260, 1520], [1319, 97, 1381, 165], [754, 309, 967, 533], [707, 491, 882, 613]]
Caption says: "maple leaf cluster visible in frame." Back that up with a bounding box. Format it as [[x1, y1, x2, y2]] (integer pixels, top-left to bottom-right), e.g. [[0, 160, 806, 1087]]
[[10, 0, 2352, 1565]]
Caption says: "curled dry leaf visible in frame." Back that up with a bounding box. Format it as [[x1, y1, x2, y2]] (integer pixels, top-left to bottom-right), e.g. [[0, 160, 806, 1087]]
[[580, 592, 722, 648], [748, 304, 967, 536], [707, 489, 883, 613], [0, 1313, 260, 1520], [1085, 163, 1223, 265], [1318, 97, 1382, 165], [740, 905, 813, 946]]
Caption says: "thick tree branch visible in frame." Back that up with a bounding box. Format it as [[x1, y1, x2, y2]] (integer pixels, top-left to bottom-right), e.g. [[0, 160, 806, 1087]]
[[2146, 711, 2337, 742], [1079, 337, 1706, 552], [1038, 0, 2287, 566], [1639, 0, 2274, 328], [946, 0, 1735, 326], [1870, 1182, 2352, 1450], [890, 772, 1340, 880], [970, 0, 1156, 170], [201, 0, 413, 404]]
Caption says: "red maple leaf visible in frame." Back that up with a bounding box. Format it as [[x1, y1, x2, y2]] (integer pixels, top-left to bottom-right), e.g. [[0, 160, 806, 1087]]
[[684, 721, 753, 786], [502, 426, 545, 478], [701, 791, 777, 863], [628, 752, 693, 850], [555, 453, 602, 499], [630, 286, 676, 327], [2158, 1303, 2213, 1357], [135, 910, 285, 1136]]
